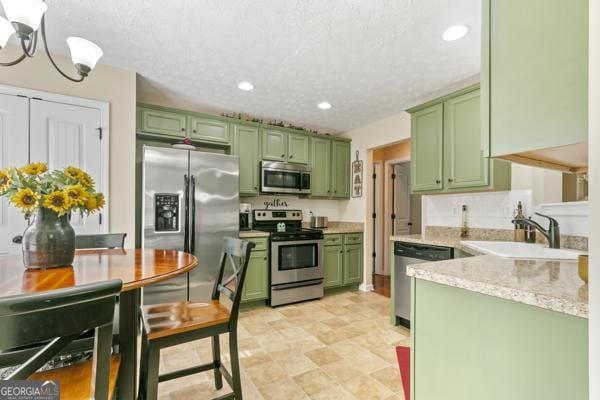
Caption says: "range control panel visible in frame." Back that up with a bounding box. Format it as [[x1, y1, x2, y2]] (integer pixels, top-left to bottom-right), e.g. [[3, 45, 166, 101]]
[[154, 193, 179, 232]]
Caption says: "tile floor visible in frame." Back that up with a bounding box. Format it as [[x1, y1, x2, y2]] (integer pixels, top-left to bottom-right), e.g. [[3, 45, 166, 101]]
[[158, 290, 410, 399]]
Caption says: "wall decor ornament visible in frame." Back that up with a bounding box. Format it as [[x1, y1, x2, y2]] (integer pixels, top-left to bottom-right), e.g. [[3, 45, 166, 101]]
[[352, 150, 363, 198]]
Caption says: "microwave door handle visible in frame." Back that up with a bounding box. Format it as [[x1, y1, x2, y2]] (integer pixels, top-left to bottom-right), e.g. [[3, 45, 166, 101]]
[[183, 174, 190, 253], [190, 175, 196, 254]]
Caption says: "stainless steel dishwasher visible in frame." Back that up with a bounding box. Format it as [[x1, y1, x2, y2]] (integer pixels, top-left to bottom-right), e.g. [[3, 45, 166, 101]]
[[394, 241, 455, 328]]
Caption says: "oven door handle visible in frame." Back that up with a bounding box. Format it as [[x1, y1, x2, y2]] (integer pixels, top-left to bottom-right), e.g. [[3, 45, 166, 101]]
[[272, 279, 323, 290]]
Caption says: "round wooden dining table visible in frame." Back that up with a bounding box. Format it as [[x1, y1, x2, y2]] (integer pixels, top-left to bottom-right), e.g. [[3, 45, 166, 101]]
[[0, 248, 197, 400]]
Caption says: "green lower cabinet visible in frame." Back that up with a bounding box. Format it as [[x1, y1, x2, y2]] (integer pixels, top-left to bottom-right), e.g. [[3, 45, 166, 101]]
[[323, 245, 344, 288], [412, 279, 588, 400], [343, 243, 363, 284], [241, 249, 269, 302], [232, 124, 260, 196]]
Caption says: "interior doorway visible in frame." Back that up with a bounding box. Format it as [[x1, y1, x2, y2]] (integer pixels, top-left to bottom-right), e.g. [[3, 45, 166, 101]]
[[370, 141, 421, 298]]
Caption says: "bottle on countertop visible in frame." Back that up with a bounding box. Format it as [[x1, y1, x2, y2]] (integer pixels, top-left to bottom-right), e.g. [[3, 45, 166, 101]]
[[524, 217, 537, 243], [513, 201, 526, 242], [460, 205, 469, 238]]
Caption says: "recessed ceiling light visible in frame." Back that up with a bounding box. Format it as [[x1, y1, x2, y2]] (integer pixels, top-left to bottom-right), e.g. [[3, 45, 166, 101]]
[[237, 81, 254, 91], [442, 25, 469, 41], [318, 102, 332, 110]]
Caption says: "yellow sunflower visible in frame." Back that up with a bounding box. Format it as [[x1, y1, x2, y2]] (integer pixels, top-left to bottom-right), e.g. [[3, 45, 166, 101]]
[[19, 162, 48, 176], [63, 184, 87, 206], [11, 188, 41, 212], [84, 194, 98, 212], [43, 191, 71, 214], [0, 169, 12, 192], [79, 172, 95, 188], [95, 193, 105, 209], [64, 166, 84, 181]]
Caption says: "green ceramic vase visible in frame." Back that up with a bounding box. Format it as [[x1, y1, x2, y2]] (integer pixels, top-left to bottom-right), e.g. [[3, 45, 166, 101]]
[[22, 208, 75, 269]]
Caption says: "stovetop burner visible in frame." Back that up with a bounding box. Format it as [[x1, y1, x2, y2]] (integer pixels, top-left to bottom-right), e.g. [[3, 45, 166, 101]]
[[252, 209, 323, 241]]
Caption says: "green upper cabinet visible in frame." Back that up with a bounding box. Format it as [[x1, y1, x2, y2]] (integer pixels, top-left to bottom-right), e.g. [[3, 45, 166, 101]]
[[409, 86, 511, 194], [310, 137, 331, 197], [343, 243, 363, 284], [232, 124, 260, 196], [411, 103, 444, 192], [323, 244, 344, 288], [188, 117, 229, 144], [482, 0, 588, 163], [287, 133, 309, 164], [444, 89, 489, 189], [262, 129, 288, 162], [138, 108, 187, 137], [331, 140, 350, 199]]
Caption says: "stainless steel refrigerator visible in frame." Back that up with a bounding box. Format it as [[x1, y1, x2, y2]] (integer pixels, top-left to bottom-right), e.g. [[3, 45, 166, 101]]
[[141, 145, 239, 305]]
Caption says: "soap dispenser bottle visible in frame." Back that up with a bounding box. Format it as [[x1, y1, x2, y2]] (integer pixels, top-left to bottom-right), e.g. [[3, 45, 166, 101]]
[[513, 201, 526, 242]]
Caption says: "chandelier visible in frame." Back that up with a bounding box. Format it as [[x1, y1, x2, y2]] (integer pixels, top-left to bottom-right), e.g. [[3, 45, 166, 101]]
[[0, 0, 103, 82]]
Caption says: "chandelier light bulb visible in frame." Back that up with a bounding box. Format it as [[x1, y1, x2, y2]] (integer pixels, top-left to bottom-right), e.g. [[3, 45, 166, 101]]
[[0, 17, 15, 48], [1, 0, 48, 37], [66, 37, 104, 75]]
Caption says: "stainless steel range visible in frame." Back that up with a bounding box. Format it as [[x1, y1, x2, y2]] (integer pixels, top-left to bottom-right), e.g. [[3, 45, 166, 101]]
[[252, 209, 324, 306]]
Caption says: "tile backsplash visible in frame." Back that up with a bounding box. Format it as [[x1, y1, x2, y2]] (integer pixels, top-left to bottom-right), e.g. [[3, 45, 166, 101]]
[[423, 190, 533, 230], [240, 196, 340, 221], [422, 190, 588, 237]]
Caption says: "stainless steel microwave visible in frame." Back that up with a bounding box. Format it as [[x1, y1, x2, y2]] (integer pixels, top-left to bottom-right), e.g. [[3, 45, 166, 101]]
[[260, 161, 311, 195]]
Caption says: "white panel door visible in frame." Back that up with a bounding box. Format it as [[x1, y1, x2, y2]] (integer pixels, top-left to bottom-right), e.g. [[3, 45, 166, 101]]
[[30, 99, 104, 234], [0, 94, 29, 255], [393, 163, 411, 236]]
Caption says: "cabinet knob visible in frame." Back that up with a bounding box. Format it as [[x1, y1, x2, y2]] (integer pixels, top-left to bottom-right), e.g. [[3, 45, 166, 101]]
[[448, 178, 454, 183], [334, 190, 337, 194], [281, 154, 285, 158], [289, 155, 293, 159], [193, 129, 197, 133], [435, 179, 441, 184], [264, 257, 267, 260], [181, 128, 185, 132], [254, 186, 257, 190], [12, 235, 22, 244]]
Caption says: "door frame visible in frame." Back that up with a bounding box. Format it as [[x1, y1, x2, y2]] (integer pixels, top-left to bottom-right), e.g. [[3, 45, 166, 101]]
[[372, 162, 383, 275], [383, 157, 410, 276], [0, 84, 110, 233]]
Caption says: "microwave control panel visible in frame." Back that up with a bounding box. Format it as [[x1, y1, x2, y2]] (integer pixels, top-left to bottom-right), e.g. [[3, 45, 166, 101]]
[[154, 193, 179, 232]]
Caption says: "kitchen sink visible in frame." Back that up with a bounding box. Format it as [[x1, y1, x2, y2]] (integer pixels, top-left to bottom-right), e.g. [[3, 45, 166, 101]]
[[460, 241, 584, 260]]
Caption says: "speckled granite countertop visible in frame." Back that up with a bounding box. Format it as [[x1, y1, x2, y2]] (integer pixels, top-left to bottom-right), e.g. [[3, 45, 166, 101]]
[[391, 233, 588, 318], [239, 230, 269, 238]]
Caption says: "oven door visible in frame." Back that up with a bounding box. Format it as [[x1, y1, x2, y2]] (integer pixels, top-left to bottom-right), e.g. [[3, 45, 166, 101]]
[[271, 239, 323, 285]]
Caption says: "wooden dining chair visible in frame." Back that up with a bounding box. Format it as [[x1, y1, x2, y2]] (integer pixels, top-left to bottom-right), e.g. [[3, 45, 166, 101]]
[[138, 238, 255, 400], [0, 279, 123, 399], [75, 233, 127, 249]]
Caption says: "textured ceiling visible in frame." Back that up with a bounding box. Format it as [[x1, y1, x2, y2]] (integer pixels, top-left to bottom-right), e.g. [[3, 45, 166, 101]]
[[16, 0, 481, 133]]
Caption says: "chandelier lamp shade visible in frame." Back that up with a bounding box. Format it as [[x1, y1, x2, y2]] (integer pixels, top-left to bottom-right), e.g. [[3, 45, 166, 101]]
[[0, 0, 103, 82]]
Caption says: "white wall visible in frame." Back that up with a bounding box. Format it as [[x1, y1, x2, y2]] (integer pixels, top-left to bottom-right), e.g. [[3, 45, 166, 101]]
[[511, 164, 563, 205], [337, 111, 412, 289], [241, 196, 341, 222], [588, 0, 599, 397]]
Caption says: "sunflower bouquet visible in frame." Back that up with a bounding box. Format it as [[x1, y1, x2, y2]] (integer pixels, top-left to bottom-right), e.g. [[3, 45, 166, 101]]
[[0, 163, 104, 218]]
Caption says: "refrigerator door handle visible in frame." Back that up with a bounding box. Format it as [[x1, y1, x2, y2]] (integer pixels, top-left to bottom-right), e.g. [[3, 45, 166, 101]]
[[184, 174, 190, 253], [190, 175, 196, 254]]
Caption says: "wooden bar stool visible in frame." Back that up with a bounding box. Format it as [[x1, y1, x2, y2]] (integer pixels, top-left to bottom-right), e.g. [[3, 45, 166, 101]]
[[0, 279, 122, 400], [138, 238, 255, 400]]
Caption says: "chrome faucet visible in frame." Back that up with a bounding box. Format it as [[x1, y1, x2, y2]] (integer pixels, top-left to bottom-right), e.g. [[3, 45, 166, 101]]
[[512, 212, 560, 249]]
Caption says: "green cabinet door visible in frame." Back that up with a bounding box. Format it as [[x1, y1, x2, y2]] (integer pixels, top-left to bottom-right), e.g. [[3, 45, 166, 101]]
[[444, 89, 489, 189], [288, 133, 309, 164], [310, 138, 331, 197], [241, 250, 269, 302], [343, 243, 363, 284], [262, 129, 287, 161], [331, 140, 350, 199], [232, 124, 260, 196], [138, 107, 187, 137], [484, 0, 588, 158], [188, 117, 229, 144], [411, 104, 444, 192], [324, 245, 344, 288]]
